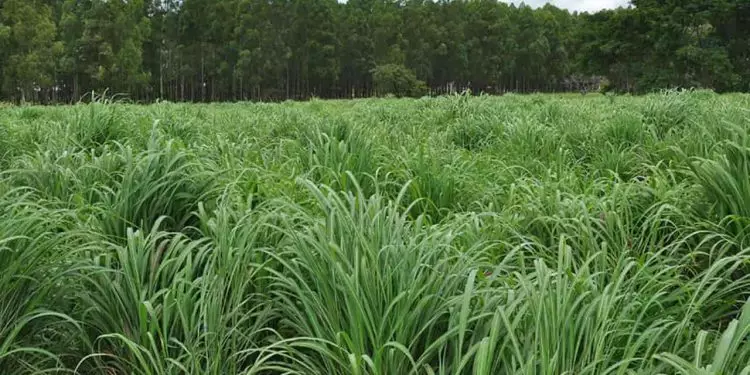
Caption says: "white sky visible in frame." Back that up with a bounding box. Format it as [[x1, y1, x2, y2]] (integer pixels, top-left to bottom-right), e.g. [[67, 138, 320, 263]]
[[503, 0, 630, 13]]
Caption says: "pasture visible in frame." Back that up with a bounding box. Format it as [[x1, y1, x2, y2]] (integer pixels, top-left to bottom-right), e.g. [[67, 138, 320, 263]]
[[1, 91, 750, 374]]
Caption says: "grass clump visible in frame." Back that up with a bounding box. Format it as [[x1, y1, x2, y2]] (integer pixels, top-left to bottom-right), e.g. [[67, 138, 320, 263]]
[[96, 139, 217, 240]]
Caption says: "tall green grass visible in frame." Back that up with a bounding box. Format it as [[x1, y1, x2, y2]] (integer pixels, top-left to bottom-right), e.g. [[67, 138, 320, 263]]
[[1, 90, 749, 374]]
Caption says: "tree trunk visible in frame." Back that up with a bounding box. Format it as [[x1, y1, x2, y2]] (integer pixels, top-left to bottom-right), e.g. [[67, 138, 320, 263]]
[[73, 74, 80, 102], [159, 44, 164, 99]]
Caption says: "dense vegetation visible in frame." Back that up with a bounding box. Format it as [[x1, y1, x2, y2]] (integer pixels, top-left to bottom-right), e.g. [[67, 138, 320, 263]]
[[0, 0, 748, 102], [1, 90, 750, 373]]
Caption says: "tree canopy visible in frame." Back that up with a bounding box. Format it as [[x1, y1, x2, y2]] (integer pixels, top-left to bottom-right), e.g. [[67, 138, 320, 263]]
[[0, 0, 748, 102]]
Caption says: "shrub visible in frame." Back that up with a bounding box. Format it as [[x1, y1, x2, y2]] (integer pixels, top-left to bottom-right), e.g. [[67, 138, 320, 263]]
[[371, 64, 428, 98]]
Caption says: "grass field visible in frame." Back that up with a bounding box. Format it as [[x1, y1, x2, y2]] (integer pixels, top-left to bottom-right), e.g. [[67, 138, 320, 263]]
[[1, 91, 750, 374]]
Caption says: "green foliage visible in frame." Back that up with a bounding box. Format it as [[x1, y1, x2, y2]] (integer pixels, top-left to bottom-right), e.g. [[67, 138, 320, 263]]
[[656, 298, 750, 375], [0, 0, 59, 102], [1, 0, 749, 102], [642, 90, 696, 140], [684, 128, 750, 244], [96, 139, 217, 240], [0, 93, 748, 374], [0, 189, 81, 374], [371, 64, 427, 98], [67, 102, 127, 149], [448, 119, 495, 151], [298, 123, 381, 197]]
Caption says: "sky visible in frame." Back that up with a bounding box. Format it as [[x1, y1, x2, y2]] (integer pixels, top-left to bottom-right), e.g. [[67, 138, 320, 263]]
[[503, 0, 630, 13]]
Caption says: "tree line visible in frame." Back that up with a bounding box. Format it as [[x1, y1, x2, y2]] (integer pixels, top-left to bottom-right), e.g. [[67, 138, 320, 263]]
[[0, 0, 748, 103]]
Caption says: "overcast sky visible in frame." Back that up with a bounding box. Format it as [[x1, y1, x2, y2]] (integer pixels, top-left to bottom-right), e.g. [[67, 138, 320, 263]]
[[503, 0, 630, 13]]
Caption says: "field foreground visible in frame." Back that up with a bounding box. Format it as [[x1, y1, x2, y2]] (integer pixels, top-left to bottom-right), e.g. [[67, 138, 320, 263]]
[[1, 91, 750, 374]]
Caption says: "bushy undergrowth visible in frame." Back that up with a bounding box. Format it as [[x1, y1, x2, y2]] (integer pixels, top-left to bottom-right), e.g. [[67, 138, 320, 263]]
[[1, 90, 750, 374]]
